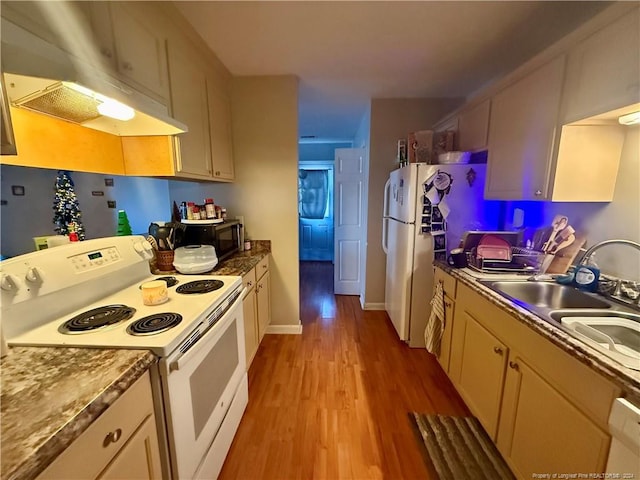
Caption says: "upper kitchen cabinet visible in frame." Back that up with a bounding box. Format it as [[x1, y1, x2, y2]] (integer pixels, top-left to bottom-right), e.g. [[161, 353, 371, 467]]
[[485, 56, 566, 200], [107, 3, 171, 103], [167, 40, 214, 180], [207, 85, 235, 181], [561, 10, 640, 124], [166, 34, 235, 182], [1, 2, 171, 104], [457, 99, 490, 152], [432, 99, 491, 153]]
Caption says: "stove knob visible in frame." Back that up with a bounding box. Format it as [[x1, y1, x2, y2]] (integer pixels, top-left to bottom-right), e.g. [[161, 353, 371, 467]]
[[1, 274, 20, 292], [25, 267, 45, 284], [134, 241, 154, 260]]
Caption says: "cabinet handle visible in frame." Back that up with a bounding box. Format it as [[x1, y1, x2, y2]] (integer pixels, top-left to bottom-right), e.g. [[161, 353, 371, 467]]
[[444, 301, 452, 308], [215, 171, 220, 176], [509, 361, 520, 371], [122, 61, 133, 71], [100, 47, 112, 59], [247, 281, 253, 287], [534, 190, 543, 196], [493, 346, 504, 355], [103, 428, 123, 447]]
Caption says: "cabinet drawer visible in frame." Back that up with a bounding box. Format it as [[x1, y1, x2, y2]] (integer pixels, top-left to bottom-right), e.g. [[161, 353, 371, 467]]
[[256, 255, 270, 280], [38, 371, 155, 480], [242, 268, 256, 293], [434, 267, 456, 299]]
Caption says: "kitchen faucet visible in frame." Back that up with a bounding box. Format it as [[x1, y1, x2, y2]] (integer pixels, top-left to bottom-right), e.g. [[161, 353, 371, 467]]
[[580, 239, 640, 266], [580, 239, 640, 303]]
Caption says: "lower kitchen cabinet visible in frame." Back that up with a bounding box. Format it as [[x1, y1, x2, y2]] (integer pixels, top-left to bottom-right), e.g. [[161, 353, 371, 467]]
[[37, 371, 162, 480], [242, 268, 259, 367], [433, 268, 456, 373], [498, 353, 610, 479], [256, 255, 272, 343], [437, 267, 621, 478], [457, 312, 508, 439], [242, 254, 271, 369]]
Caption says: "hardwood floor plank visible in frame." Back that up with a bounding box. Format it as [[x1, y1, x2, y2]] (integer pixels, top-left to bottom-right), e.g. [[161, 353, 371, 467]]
[[219, 261, 468, 479]]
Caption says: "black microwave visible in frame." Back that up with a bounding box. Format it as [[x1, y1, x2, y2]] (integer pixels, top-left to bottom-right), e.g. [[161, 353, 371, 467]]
[[178, 220, 242, 261]]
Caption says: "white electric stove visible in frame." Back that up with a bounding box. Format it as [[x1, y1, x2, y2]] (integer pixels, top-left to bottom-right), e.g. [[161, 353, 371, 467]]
[[1, 236, 249, 480]]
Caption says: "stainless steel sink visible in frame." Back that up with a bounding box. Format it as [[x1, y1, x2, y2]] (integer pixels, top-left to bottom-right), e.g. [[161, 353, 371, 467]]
[[549, 310, 640, 370], [479, 280, 611, 310], [478, 279, 640, 370]]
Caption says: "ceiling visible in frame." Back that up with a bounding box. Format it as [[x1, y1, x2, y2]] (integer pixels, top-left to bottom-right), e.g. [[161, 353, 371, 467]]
[[173, 1, 611, 142]]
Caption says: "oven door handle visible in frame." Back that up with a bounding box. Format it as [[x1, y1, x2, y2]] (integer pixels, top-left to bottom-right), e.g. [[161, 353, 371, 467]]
[[169, 287, 245, 372]]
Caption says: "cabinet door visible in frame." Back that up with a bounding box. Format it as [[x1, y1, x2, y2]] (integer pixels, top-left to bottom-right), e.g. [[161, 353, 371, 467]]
[[109, 3, 170, 102], [485, 56, 565, 200], [67, 1, 116, 72], [458, 99, 490, 152], [498, 355, 610, 478], [167, 43, 213, 180], [457, 312, 508, 439], [562, 10, 640, 123], [256, 270, 271, 342], [207, 83, 235, 181], [97, 415, 162, 480], [242, 278, 259, 370], [436, 294, 455, 374]]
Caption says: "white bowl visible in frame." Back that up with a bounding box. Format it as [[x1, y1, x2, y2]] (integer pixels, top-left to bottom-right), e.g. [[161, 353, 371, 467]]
[[173, 245, 218, 274], [438, 151, 471, 164]]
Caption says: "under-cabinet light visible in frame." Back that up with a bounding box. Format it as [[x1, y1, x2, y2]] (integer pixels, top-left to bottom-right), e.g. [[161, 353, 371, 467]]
[[97, 99, 135, 121], [618, 111, 640, 125]]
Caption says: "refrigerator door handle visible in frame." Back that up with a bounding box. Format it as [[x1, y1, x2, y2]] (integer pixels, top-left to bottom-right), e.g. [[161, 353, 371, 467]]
[[383, 178, 391, 218], [382, 218, 389, 254]]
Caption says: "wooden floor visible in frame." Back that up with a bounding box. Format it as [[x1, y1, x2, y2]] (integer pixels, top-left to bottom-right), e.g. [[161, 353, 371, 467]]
[[219, 261, 469, 479]]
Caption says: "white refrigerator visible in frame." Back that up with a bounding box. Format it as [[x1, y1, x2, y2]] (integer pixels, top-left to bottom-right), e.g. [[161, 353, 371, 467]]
[[382, 163, 498, 347]]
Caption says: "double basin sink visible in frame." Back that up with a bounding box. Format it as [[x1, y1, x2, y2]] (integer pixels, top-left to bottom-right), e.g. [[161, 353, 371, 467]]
[[478, 280, 640, 370]]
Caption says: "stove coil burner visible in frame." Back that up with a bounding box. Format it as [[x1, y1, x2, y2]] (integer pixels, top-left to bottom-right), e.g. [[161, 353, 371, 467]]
[[127, 313, 183, 336], [140, 276, 179, 289], [176, 279, 224, 294], [59, 304, 136, 334]]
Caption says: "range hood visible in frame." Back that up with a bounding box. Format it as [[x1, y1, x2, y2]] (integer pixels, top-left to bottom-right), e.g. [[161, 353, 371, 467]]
[[1, 18, 186, 137], [4, 72, 187, 137]]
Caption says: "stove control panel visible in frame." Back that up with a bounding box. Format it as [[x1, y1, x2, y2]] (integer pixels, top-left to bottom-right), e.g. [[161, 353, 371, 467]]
[[70, 247, 121, 271]]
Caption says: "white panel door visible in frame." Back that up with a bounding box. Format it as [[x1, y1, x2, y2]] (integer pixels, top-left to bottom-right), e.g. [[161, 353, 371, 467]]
[[334, 148, 365, 295]]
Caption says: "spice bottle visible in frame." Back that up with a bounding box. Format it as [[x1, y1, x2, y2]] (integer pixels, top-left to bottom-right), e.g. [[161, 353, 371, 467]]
[[199, 206, 207, 220], [192, 205, 200, 219], [187, 202, 195, 220], [205, 198, 216, 219]]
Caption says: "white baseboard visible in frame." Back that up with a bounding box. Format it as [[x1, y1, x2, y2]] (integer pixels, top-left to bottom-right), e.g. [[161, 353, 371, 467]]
[[265, 323, 303, 335], [363, 302, 385, 311]]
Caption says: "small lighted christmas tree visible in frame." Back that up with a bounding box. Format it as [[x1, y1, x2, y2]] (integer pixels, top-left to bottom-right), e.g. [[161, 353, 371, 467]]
[[117, 210, 132, 236], [52, 170, 86, 240]]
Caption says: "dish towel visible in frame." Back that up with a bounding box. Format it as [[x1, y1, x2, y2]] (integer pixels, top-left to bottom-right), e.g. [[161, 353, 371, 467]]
[[425, 281, 446, 355]]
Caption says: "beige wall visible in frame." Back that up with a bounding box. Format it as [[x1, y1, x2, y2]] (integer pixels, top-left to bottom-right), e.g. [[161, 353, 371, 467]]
[[363, 98, 463, 308], [230, 75, 301, 329]]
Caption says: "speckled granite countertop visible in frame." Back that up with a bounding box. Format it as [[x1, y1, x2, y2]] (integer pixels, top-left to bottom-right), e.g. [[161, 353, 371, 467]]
[[434, 261, 640, 399], [0, 347, 156, 480], [151, 240, 271, 277]]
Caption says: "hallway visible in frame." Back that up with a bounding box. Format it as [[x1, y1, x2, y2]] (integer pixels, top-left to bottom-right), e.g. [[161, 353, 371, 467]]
[[219, 261, 468, 479]]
